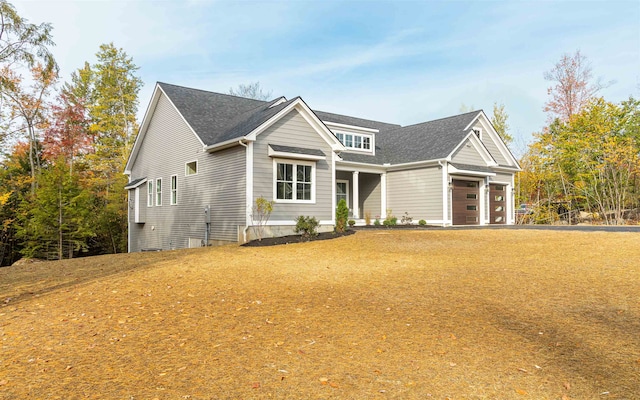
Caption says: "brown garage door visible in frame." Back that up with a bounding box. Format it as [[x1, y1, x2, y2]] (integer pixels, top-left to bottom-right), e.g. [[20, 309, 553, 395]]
[[490, 184, 507, 224], [452, 179, 479, 225]]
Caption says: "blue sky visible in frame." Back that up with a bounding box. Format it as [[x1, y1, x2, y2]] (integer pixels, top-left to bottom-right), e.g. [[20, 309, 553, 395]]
[[13, 0, 640, 156]]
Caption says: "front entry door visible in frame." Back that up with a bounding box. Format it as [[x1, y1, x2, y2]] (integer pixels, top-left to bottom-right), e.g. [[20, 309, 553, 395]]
[[489, 184, 507, 224]]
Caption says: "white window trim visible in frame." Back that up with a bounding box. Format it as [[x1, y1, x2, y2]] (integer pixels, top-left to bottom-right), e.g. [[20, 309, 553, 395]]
[[336, 179, 349, 208], [185, 160, 198, 176], [334, 130, 374, 153], [147, 181, 153, 207], [170, 175, 178, 205], [272, 158, 316, 204], [156, 178, 162, 206]]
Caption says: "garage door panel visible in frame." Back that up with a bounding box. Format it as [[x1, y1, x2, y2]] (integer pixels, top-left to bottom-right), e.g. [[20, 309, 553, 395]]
[[452, 179, 479, 225]]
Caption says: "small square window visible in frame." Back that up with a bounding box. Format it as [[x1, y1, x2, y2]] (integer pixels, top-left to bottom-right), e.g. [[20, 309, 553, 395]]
[[186, 161, 197, 176], [467, 205, 477, 211], [495, 195, 504, 202], [495, 185, 505, 191], [495, 206, 504, 212], [466, 193, 477, 199]]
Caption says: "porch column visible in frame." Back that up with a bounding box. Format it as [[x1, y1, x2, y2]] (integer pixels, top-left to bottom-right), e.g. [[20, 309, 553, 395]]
[[380, 172, 387, 219], [352, 171, 360, 219]]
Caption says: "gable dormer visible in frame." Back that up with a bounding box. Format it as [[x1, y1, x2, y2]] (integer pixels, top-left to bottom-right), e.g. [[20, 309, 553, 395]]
[[322, 121, 377, 156]]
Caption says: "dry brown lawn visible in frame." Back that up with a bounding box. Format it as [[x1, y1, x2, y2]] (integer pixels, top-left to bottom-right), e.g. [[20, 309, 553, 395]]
[[0, 230, 639, 399]]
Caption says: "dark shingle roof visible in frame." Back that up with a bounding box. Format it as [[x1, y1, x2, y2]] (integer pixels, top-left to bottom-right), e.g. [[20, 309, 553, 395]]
[[339, 111, 482, 165], [159, 82, 276, 146], [124, 177, 146, 189], [157, 83, 487, 166], [449, 163, 495, 173], [269, 144, 325, 157], [314, 110, 401, 131]]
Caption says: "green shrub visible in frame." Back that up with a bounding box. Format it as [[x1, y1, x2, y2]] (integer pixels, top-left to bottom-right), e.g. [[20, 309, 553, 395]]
[[373, 218, 381, 226], [335, 199, 349, 233], [383, 209, 397, 226], [382, 217, 397, 226], [348, 219, 356, 227], [418, 219, 427, 226], [294, 216, 319, 239]]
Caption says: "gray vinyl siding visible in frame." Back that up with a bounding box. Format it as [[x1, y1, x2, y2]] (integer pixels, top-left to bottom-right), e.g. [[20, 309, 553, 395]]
[[128, 92, 245, 251], [482, 137, 509, 166], [451, 138, 485, 165], [334, 171, 381, 218], [387, 167, 443, 221], [253, 109, 333, 221], [491, 172, 513, 183], [360, 173, 381, 217]]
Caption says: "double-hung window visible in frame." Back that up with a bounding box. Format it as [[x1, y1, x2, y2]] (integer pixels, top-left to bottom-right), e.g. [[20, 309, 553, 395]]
[[170, 175, 178, 205], [147, 181, 153, 207], [156, 178, 162, 206], [274, 160, 314, 202]]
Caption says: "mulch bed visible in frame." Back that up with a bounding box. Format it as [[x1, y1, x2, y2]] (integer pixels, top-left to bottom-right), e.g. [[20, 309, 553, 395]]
[[241, 229, 356, 247]]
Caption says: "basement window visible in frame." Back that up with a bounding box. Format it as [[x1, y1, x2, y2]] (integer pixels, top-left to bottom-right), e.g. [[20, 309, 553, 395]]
[[186, 161, 198, 176]]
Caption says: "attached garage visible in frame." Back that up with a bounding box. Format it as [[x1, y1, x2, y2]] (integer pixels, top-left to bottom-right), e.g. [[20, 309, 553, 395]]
[[452, 179, 480, 225], [489, 184, 507, 224]]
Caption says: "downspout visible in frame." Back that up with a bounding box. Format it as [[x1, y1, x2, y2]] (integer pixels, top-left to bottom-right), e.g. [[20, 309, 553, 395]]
[[238, 140, 250, 243], [438, 160, 448, 226]]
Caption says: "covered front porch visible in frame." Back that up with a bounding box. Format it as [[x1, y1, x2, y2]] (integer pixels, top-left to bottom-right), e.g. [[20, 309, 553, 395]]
[[335, 168, 386, 222]]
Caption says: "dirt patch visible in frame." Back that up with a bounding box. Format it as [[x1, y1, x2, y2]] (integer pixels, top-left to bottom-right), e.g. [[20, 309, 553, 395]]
[[242, 229, 355, 246], [0, 230, 639, 399]]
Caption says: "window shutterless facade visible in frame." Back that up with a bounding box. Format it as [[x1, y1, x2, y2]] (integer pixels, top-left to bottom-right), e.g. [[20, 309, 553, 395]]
[[186, 161, 197, 176], [335, 131, 372, 152], [147, 181, 153, 207], [273, 159, 315, 203], [156, 178, 162, 206], [170, 175, 177, 205]]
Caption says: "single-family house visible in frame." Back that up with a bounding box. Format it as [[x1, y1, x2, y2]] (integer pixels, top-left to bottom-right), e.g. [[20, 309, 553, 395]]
[[124, 82, 520, 251]]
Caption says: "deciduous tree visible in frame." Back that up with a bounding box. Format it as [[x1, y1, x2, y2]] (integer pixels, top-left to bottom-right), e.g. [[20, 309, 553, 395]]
[[543, 50, 604, 122], [229, 81, 272, 100]]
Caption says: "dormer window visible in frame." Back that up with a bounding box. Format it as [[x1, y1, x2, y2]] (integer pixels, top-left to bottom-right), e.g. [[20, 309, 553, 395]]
[[336, 132, 372, 151]]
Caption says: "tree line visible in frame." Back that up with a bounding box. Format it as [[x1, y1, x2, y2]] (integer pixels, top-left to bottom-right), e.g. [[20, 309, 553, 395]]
[[0, 1, 141, 265], [1, 1, 637, 266], [518, 51, 640, 224]]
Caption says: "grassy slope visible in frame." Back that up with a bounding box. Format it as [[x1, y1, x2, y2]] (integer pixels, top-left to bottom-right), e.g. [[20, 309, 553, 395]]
[[0, 230, 639, 399]]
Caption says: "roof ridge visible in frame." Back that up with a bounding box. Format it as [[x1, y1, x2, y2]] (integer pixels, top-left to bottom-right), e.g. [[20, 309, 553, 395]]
[[157, 81, 271, 103], [315, 109, 401, 127], [398, 110, 483, 130]]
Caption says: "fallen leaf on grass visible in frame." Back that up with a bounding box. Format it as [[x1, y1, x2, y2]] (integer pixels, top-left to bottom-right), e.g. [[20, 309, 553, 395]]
[[515, 388, 528, 395], [329, 382, 339, 388], [252, 382, 260, 389], [0, 380, 7, 386], [319, 377, 328, 385]]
